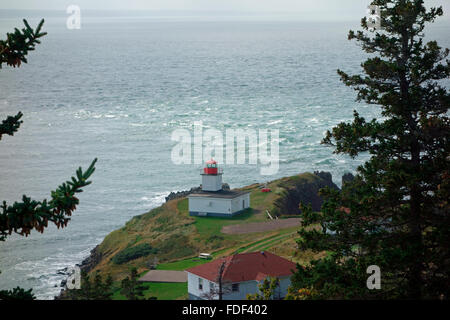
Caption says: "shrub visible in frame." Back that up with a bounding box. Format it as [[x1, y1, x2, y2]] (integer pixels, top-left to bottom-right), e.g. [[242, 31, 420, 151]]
[[156, 235, 196, 260], [112, 243, 157, 265]]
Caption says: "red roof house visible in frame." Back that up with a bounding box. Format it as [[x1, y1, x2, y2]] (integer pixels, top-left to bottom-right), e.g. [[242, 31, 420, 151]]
[[186, 251, 296, 300]]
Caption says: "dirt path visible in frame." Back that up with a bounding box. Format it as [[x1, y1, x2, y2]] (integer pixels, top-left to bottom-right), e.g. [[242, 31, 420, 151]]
[[139, 270, 187, 283], [221, 218, 301, 235]]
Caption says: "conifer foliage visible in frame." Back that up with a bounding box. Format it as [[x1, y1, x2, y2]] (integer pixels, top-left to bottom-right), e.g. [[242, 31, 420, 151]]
[[0, 19, 97, 300], [0, 19, 46, 69], [120, 268, 148, 300], [292, 0, 449, 299], [63, 271, 113, 300], [0, 159, 97, 241]]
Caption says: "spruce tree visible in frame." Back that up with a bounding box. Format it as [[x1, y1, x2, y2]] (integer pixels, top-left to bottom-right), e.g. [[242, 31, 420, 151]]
[[1, 19, 97, 299], [63, 271, 113, 300], [120, 268, 148, 300], [292, 0, 449, 299], [246, 277, 280, 300]]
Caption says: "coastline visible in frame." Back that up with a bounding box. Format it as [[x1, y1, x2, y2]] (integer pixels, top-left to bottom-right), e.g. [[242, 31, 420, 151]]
[[56, 170, 352, 299]]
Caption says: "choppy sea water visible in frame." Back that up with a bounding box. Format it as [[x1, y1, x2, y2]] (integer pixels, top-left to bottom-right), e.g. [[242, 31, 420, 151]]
[[0, 13, 448, 299]]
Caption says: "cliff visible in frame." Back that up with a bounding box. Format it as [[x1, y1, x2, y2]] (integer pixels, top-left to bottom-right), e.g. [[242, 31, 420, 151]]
[[270, 171, 339, 216]]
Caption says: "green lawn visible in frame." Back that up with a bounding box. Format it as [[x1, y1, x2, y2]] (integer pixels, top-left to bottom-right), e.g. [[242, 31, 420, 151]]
[[156, 246, 232, 271], [193, 208, 255, 236], [250, 233, 294, 252], [250, 188, 273, 208], [112, 282, 187, 300], [156, 257, 208, 271], [177, 198, 264, 237], [233, 233, 281, 254]]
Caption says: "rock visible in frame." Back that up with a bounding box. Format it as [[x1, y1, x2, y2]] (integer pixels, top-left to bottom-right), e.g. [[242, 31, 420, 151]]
[[56, 267, 68, 276], [165, 183, 230, 202], [342, 172, 355, 186], [55, 247, 102, 299], [274, 172, 340, 216], [78, 245, 102, 274], [165, 186, 201, 202], [313, 171, 333, 184]]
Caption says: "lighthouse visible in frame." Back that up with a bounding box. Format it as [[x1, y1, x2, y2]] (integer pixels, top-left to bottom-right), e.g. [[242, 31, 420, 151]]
[[201, 159, 223, 192], [188, 160, 251, 217]]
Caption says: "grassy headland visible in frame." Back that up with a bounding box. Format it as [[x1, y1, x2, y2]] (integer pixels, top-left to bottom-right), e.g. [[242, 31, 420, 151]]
[[82, 172, 336, 299]]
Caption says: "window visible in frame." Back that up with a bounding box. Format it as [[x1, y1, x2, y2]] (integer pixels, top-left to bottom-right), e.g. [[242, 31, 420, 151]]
[[232, 283, 240, 292], [198, 278, 203, 290]]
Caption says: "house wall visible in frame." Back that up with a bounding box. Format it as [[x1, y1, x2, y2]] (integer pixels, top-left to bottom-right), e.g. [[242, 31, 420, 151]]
[[187, 272, 202, 299], [221, 280, 258, 300], [230, 193, 250, 213], [188, 197, 232, 216], [187, 272, 222, 300], [187, 272, 292, 300], [187, 272, 258, 300], [221, 277, 291, 300], [269, 276, 292, 300]]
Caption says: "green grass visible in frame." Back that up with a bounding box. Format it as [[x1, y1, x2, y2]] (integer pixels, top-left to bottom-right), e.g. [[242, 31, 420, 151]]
[[211, 247, 231, 257], [112, 282, 187, 300], [250, 189, 272, 208], [193, 208, 254, 236], [156, 246, 233, 271], [233, 233, 281, 254], [250, 233, 294, 252], [177, 198, 189, 214], [233, 228, 298, 254], [177, 198, 263, 237], [156, 257, 208, 271]]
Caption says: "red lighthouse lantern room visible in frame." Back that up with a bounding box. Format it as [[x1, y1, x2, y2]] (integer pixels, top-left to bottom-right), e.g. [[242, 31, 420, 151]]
[[204, 159, 218, 175]]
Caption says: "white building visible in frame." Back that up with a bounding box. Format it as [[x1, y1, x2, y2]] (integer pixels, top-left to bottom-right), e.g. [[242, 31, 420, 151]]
[[186, 251, 296, 300], [188, 159, 250, 217]]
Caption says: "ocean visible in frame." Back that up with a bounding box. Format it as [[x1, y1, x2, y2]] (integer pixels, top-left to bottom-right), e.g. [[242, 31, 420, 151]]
[[0, 11, 448, 299]]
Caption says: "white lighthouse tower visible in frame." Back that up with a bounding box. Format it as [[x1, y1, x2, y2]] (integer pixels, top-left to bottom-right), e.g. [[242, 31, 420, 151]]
[[201, 159, 223, 191], [188, 159, 250, 217]]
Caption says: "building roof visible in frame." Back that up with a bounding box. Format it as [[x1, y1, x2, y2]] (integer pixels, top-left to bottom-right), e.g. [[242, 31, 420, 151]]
[[186, 251, 296, 283], [188, 190, 250, 199]]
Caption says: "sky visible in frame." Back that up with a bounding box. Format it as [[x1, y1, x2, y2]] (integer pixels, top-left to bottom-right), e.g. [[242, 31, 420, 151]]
[[3, 0, 365, 11], [0, 0, 449, 20]]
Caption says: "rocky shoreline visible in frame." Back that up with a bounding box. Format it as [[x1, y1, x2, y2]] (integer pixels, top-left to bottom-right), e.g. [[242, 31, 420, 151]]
[[164, 183, 230, 202]]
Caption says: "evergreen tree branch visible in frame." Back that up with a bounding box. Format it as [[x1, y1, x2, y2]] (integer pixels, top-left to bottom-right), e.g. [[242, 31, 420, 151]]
[[0, 112, 23, 140], [0, 19, 47, 69], [0, 158, 98, 241]]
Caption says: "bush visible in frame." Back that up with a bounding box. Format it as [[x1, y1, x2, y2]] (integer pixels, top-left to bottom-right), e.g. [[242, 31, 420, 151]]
[[156, 235, 196, 260], [112, 243, 157, 265]]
